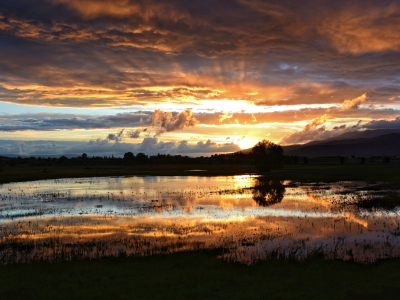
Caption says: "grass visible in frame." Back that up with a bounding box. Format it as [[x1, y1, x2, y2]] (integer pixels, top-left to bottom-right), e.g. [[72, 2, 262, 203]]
[[0, 163, 257, 184], [2, 163, 400, 184], [354, 192, 400, 210], [266, 164, 400, 182], [1, 251, 400, 300]]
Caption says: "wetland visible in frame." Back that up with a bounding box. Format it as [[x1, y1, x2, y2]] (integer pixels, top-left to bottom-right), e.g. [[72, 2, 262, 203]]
[[2, 175, 400, 264]]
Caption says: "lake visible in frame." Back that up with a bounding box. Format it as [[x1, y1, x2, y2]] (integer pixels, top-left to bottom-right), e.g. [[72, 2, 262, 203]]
[[0, 175, 399, 263]]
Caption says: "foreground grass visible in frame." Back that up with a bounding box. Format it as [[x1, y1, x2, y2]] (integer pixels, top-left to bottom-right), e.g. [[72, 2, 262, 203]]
[[1, 251, 400, 300]]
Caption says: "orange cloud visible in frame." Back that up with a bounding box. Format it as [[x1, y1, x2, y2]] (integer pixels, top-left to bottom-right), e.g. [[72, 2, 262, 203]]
[[340, 93, 367, 111]]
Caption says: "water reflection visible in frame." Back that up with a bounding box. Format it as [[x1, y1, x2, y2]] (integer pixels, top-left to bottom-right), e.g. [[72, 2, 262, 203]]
[[1, 175, 400, 264], [252, 180, 285, 207]]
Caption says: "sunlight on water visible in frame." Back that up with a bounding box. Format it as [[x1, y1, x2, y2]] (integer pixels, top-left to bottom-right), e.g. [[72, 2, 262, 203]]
[[1, 175, 400, 264]]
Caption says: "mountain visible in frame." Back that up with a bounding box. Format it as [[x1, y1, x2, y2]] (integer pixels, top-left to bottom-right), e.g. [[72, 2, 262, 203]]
[[237, 129, 400, 157], [305, 129, 400, 145], [283, 133, 400, 157]]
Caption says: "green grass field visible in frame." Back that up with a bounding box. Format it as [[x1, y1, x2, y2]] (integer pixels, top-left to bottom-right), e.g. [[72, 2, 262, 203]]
[[1, 251, 400, 300], [268, 164, 400, 182], [0, 163, 257, 184]]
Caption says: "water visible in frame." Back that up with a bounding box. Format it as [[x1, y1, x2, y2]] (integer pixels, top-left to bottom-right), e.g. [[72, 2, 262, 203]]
[[0, 175, 400, 264]]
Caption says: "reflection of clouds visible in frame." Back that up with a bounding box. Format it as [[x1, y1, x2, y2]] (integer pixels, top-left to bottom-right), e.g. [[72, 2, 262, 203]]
[[2, 210, 399, 263], [1, 177, 400, 263]]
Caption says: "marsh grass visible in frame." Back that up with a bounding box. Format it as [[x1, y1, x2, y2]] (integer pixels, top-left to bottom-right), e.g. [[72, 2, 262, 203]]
[[354, 192, 400, 211]]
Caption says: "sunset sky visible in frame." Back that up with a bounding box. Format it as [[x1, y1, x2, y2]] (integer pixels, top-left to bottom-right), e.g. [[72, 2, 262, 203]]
[[1, 0, 400, 157]]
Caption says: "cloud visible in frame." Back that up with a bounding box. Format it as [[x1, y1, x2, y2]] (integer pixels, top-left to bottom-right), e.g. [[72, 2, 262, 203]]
[[363, 116, 400, 130], [146, 109, 199, 136], [280, 119, 363, 145], [218, 112, 233, 123], [0, 137, 240, 157], [126, 129, 143, 139], [106, 129, 124, 142], [1, 0, 400, 109], [280, 114, 337, 144], [3, 0, 400, 149], [280, 93, 368, 144], [303, 114, 329, 131], [340, 93, 367, 111]]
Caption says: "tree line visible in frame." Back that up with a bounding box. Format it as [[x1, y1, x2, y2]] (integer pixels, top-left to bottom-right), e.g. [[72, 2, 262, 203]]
[[0, 139, 394, 172]]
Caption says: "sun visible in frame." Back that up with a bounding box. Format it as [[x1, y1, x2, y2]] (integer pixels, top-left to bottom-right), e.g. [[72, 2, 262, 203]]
[[236, 139, 257, 150]]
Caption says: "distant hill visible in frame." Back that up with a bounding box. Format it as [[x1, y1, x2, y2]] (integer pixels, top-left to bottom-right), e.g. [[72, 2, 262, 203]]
[[284, 133, 400, 157], [305, 129, 400, 146], [237, 129, 400, 157]]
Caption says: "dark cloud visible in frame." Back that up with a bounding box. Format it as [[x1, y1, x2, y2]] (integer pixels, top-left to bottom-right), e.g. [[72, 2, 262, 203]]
[[363, 117, 400, 130], [1, 0, 400, 107], [0, 111, 150, 131], [126, 129, 142, 139], [106, 129, 124, 142]]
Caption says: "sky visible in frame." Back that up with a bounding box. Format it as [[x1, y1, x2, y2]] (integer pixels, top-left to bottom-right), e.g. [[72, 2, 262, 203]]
[[2, 0, 400, 157]]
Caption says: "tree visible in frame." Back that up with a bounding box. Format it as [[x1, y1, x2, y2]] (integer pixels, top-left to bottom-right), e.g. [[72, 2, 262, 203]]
[[123, 152, 135, 160], [303, 156, 308, 165], [360, 157, 366, 164], [82, 153, 87, 159], [339, 157, 345, 165], [251, 140, 283, 173], [136, 153, 149, 163]]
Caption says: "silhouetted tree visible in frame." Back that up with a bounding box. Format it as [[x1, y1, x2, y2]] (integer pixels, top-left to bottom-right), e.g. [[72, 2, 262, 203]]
[[303, 156, 308, 165], [136, 153, 149, 163], [251, 140, 283, 173], [339, 157, 345, 165], [123, 152, 135, 160], [82, 153, 87, 159], [252, 179, 285, 207], [360, 157, 366, 164]]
